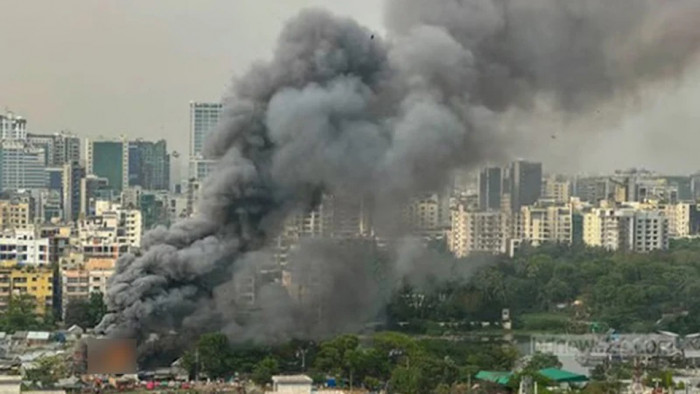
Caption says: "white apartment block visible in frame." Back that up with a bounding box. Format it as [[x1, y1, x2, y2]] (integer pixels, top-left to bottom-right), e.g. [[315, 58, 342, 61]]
[[0, 200, 32, 230], [448, 204, 506, 258], [122, 209, 142, 248], [583, 206, 669, 252], [664, 203, 692, 238], [517, 200, 573, 245], [404, 194, 443, 238], [78, 201, 142, 249], [583, 207, 625, 251], [542, 177, 571, 203], [0, 112, 27, 140], [0, 229, 50, 266], [61, 256, 116, 316], [625, 210, 669, 252]]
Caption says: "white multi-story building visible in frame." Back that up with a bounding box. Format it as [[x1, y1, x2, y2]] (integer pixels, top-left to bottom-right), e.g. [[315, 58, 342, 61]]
[[0, 229, 50, 266], [86, 258, 115, 295], [448, 204, 506, 258], [0, 112, 27, 140], [583, 205, 669, 252], [663, 203, 694, 238], [624, 210, 669, 252], [189, 102, 222, 180], [583, 207, 626, 251], [121, 209, 142, 248], [78, 201, 142, 249], [404, 194, 444, 239], [60, 254, 116, 315], [542, 176, 571, 203], [516, 200, 573, 245]]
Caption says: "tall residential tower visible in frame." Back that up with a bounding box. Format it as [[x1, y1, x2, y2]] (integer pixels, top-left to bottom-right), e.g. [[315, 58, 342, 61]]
[[189, 102, 222, 181]]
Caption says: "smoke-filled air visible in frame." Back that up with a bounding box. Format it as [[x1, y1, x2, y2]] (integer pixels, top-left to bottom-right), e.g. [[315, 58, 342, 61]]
[[96, 0, 700, 359]]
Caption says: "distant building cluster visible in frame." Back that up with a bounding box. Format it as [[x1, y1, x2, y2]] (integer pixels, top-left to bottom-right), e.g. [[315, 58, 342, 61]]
[[447, 165, 700, 258], [0, 110, 193, 319], [3, 104, 700, 323]]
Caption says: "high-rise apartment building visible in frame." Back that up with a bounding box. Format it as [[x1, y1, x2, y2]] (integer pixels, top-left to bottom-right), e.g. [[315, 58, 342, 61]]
[[128, 139, 170, 190], [542, 176, 571, 203], [280, 193, 373, 240], [663, 203, 700, 238], [510, 160, 542, 212], [448, 203, 506, 258], [0, 198, 33, 230], [27, 132, 80, 167], [0, 111, 27, 140], [624, 210, 669, 252], [189, 102, 222, 180], [516, 200, 573, 245], [86, 139, 128, 191], [62, 161, 85, 222], [478, 167, 502, 211], [80, 175, 111, 217], [0, 140, 46, 191], [404, 194, 444, 239], [583, 205, 670, 252], [583, 206, 625, 251], [574, 177, 610, 203], [321, 194, 373, 239], [45, 167, 63, 191], [190, 102, 222, 157]]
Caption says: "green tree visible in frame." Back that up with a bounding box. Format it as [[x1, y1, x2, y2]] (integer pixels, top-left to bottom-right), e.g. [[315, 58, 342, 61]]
[[196, 333, 233, 379], [524, 352, 561, 371], [313, 334, 359, 378], [87, 292, 107, 327], [389, 365, 421, 393], [0, 294, 45, 331], [252, 357, 279, 386], [24, 355, 68, 388], [63, 298, 91, 328]]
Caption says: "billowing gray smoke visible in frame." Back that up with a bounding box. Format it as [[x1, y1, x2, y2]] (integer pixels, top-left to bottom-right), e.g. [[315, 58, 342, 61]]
[[98, 0, 700, 352]]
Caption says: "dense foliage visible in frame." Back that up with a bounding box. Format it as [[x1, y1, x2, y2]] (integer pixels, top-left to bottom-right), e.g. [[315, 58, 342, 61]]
[[389, 239, 700, 334], [64, 292, 108, 329], [0, 295, 55, 332], [181, 332, 518, 392]]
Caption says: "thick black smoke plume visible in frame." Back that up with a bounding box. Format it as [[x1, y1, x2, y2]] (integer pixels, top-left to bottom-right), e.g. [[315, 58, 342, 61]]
[[98, 0, 700, 355]]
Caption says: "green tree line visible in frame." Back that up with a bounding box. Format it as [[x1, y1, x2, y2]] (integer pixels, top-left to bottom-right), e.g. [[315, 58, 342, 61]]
[[389, 239, 700, 334], [181, 332, 519, 392]]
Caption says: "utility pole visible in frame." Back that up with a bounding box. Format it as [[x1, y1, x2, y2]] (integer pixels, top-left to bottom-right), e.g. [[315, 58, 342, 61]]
[[195, 348, 200, 382], [296, 348, 307, 372]]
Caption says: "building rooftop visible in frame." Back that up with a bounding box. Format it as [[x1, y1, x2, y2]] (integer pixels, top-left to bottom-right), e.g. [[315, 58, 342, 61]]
[[26, 332, 50, 341], [272, 375, 313, 384]]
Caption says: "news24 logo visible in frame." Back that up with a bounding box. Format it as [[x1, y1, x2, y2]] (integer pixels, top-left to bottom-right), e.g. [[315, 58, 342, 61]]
[[87, 338, 137, 374]]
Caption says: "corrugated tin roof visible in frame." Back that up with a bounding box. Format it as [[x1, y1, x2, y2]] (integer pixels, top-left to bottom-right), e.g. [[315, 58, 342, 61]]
[[475, 371, 512, 385], [12, 331, 27, 339], [272, 375, 313, 384], [26, 331, 50, 340], [538, 368, 588, 382]]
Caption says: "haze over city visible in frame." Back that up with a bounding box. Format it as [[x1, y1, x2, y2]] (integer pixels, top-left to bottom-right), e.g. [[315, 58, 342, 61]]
[[3, 0, 700, 174]]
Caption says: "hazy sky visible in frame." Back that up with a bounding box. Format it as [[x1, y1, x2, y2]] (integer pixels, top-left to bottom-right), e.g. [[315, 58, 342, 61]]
[[0, 0, 382, 168], [3, 0, 700, 176]]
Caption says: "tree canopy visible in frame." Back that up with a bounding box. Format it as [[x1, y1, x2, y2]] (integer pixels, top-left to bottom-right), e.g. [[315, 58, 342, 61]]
[[387, 240, 700, 334]]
